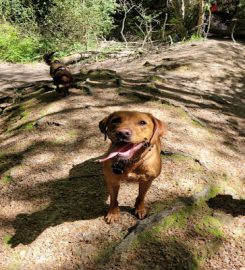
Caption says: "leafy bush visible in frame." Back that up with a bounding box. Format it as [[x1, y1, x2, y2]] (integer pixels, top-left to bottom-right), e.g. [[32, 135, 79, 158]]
[[0, 0, 117, 62], [41, 0, 117, 49], [0, 24, 41, 62]]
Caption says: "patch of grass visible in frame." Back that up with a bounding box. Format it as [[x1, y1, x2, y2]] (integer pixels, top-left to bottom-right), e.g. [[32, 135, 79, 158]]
[[191, 118, 205, 128], [0, 174, 13, 185], [67, 130, 77, 138], [0, 23, 42, 63], [132, 229, 199, 270], [194, 185, 223, 206], [94, 241, 119, 265], [3, 234, 12, 245], [150, 75, 166, 84], [156, 207, 193, 231], [128, 202, 223, 269], [189, 33, 204, 42], [195, 216, 223, 239], [150, 199, 180, 215], [20, 110, 29, 119], [134, 229, 160, 247], [23, 122, 35, 130], [163, 152, 192, 162], [208, 185, 222, 199], [176, 107, 191, 120]]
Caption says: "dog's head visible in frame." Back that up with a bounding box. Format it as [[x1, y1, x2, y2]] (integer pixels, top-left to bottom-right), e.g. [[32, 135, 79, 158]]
[[99, 111, 165, 162]]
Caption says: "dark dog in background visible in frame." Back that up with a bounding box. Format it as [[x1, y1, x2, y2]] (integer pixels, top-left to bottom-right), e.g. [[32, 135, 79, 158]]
[[44, 52, 73, 96]]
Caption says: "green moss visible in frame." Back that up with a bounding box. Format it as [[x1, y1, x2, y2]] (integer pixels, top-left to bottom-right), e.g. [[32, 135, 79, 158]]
[[67, 130, 77, 137], [162, 152, 192, 162], [150, 75, 166, 84], [194, 185, 222, 206], [195, 216, 223, 239], [157, 207, 193, 231], [176, 107, 189, 119], [189, 34, 204, 42], [3, 234, 12, 245], [191, 119, 204, 128], [150, 199, 179, 215], [0, 174, 13, 185], [23, 122, 35, 130], [132, 230, 200, 270], [20, 110, 29, 119], [135, 229, 160, 246], [94, 241, 118, 265], [160, 102, 174, 110], [208, 186, 222, 199], [0, 151, 5, 159], [127, 201, 224, 269], [126, 202, 225, 270]]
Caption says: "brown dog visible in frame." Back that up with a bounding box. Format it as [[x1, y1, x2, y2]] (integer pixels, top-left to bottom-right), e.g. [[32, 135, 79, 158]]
[[44, 52, 73, 96], [99, 111, 165, 223]]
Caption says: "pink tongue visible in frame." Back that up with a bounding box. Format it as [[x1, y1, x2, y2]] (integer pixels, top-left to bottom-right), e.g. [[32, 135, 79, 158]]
[[99, 143, 143, 162]]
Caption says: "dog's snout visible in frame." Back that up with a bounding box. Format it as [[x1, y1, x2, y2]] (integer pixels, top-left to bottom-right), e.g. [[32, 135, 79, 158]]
[[116, 129, 132, 140]]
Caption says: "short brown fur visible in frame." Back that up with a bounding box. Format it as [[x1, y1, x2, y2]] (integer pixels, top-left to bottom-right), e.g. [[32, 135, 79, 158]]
[[44, 52, 73, 96], [99, 111, 165, 223]]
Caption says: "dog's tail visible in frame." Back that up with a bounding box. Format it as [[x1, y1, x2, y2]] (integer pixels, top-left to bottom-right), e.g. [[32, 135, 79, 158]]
[[43, 52, 56, 66]]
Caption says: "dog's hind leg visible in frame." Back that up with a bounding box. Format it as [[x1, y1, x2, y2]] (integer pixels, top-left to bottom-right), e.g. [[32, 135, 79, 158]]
[[63, 86, 69, 97]]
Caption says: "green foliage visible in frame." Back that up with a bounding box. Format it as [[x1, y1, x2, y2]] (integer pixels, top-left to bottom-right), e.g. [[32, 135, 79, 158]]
[[42, 0, 117, 49], [0, 0, 117, 62], [167, 0, 200, 40], [190, 33, 204, 41], [115, 0, 201, 43], [0, 24, 41, 62]]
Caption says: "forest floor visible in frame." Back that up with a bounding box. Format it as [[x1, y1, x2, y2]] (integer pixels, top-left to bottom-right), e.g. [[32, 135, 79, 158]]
[[0, 39, 244, 270]]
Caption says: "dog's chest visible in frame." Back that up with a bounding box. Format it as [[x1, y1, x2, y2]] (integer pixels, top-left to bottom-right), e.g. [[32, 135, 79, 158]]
[[124, 165, 149, 182]]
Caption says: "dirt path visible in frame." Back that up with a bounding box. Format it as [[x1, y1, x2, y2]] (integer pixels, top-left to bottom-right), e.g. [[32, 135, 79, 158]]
[[0, 39, 244, 270]]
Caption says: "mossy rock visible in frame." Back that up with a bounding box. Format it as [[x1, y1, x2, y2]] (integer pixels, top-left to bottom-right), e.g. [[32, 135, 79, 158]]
[[87, 69, 118, 80], [153, 62, 187, 71], [150, 75, 166, 84]]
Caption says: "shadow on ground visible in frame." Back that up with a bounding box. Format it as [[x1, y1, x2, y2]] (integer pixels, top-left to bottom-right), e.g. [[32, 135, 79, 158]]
[[9, 157, 108, 247], [100, 237, 199, 270], [207, 194, 245, 216]]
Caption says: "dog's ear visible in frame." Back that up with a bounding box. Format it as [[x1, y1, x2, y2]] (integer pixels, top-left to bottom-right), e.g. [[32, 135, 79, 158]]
[[150, 116, 165, 144], [99, 116, 110, 141]]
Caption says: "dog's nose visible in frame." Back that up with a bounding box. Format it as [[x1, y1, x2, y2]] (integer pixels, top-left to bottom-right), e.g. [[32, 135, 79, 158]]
[[116, 129, 132, 140]]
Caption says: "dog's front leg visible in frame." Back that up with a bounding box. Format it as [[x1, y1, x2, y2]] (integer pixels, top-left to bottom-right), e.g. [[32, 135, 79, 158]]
[[105, 178, 120, 223], [55, 84, 61, 93], [135, 179, 153, 219]]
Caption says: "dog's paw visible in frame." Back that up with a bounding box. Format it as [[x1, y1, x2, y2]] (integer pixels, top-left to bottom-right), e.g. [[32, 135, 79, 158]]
[[135, 207, 147, 219], [105, 208, 120, 223]]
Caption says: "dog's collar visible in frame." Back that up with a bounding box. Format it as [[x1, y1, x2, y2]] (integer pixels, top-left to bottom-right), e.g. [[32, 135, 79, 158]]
[[130, 141, 152, 163]]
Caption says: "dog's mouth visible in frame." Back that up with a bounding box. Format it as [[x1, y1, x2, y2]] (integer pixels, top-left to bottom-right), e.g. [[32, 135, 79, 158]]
[[99, 141, 144, 162]]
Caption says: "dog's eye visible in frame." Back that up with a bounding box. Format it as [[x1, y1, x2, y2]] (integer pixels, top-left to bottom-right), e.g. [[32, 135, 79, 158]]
[[111, 117, 121, 124], [139, 120, 147, 126]]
